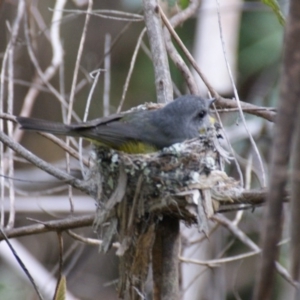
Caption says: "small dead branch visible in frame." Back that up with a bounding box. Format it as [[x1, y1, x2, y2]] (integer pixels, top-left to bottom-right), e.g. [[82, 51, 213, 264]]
[[0, 228, 44, 300], [162, 0, 201, 95], [0, 214, 94, 241], [0, 130, 94, 195]]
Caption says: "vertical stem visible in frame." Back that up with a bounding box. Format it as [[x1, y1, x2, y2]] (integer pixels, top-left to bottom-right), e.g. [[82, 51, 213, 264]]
[[6, 0, 25, 229], [152, 216, 180, 300], [103, 34, 111, 117], [143, 0, 173, 103], [143, 1, 179, 298], [253, 0, 300, 298]]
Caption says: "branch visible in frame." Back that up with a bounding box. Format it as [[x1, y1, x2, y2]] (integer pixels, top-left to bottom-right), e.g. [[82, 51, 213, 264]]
[[159, 6, 276, 123], [0, 229, 44, 300], [143, 0, 173, 103], [117, 28, 147, 112], [0, 113, 90, 167], [67, 229, 120, 248], [159, 6, 215, 97], [67, 0, 93, 122], [0, 130, 93, 195], [0, 214, 94, 241], [38, 132, 90, 167], [213, 215, 297, 288], [253, 0, 300, 298], [14, 0, 71, 145], [163, 0, 201, 95]]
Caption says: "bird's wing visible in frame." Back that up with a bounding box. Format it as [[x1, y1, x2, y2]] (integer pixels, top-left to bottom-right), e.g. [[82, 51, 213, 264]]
[[75, 121, 145, 148], [68, 113, 124, 129]]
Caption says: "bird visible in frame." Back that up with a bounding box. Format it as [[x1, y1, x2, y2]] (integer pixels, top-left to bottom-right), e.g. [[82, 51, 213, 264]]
[[17, 95, 215, 154]]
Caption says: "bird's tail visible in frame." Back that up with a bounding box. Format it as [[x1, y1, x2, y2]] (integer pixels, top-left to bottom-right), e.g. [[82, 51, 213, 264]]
[[16, 117, 75, 136]]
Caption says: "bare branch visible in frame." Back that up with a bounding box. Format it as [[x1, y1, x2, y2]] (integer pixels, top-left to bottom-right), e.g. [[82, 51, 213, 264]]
[[103, 34, 111, 117], [0, 228, 44, 299], [159, 5, 216, 97], [67, 0, 93, 122], [163, 0, 201, 95], [143, 0, 173, 103], [6, 0, 26, 229], [38, 132, 90, 167], [253, 0, 300, 298], [180, 250, 259, 267], [216, 0, 266, 187], [117, 28, 147, 113], [0, 113, 90, 167], [57, 8, 144, 22], [67, 230, 120, 248], [214, 215, 297, 288], [0, 131, 92, 195], [15, 0, 71, 145], [0, 214, 94, 241], [218, 98, 276, 122]]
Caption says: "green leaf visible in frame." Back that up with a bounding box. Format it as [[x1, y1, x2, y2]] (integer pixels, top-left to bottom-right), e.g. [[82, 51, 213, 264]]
[[54, 276, 67, 300], [179, 0, 189, 9], [262, 0, 285, 25]]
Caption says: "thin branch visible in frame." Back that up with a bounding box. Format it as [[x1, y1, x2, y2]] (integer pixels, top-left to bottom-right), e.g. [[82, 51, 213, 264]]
[[143, 0, 173, 103], [0, 113, 89, 167], [14, 186, 68, 197], [15, 0, 72, 145], [213, 215, 297, 288], [67, 230, 120, 248], [6, 0, 25, 229], [213, 214, 260, 251], [215, 0, 266, 187], [30, 4, 51, 41], [66, 0, 93, 213], [163, 0, 201, 95], [213, 103, 244, 187], [216, 98, 276, 122], [39, 14, 136, 115], [216, 106, 276, 113], [159, 5, 216, 97], [0, 229, 44, 300], [0, 214, 94, 241], [140, 40, 183, 97], [179, 250, 260, 267], [4, 77, 51, 92], [103, 34, 111, 117], [67, 0, 93, 122], [117, 28, 147, 113], [159, 6, 276, 123], [56, 8, 144, 22], [38, 132, 90, 167], [0, 13, 11, 228], [0, 131, 92, 195], [79, 68, 103, 176], [54, 232, 64, 299]]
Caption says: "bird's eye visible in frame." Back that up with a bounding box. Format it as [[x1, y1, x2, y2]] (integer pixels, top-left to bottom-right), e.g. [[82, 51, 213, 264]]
[[198, 110, 206, 118]]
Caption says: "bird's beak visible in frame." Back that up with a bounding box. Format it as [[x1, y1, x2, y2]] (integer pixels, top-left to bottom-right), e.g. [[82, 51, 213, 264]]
[[209, 98, 216, 107], [199, 115, 216, 134], [208, 98, 216, 125], [199, 98, 216, 134]]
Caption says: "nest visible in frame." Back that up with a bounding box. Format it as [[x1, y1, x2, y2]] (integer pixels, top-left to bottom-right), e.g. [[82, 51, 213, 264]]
[[90, 124, 243, 298]]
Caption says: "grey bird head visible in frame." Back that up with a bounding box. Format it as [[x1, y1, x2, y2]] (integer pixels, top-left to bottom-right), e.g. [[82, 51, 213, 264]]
[[149, 95, 215, 147]]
